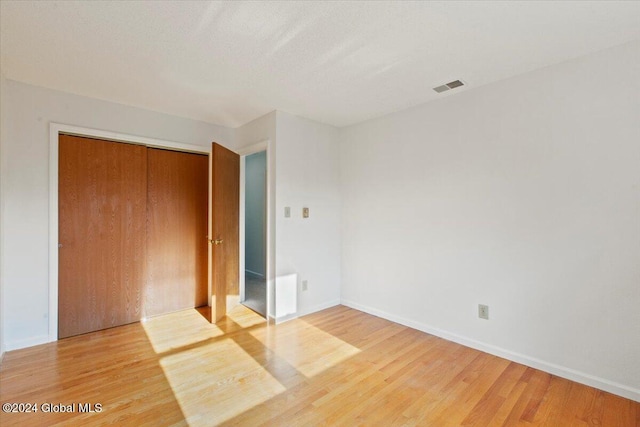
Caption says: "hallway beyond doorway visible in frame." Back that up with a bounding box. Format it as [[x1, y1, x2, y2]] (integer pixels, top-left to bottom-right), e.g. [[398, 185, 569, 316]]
[[243, 273, 266, 317]]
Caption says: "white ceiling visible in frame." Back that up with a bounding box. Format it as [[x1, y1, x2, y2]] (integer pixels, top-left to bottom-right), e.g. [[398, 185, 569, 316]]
[[2, 1, 639, 128]]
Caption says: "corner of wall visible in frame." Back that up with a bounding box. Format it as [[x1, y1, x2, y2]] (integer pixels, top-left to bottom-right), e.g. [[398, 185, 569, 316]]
[[336, 41, 640, 399], [234, 110, 277, 151], [272, 111, 342, 317]]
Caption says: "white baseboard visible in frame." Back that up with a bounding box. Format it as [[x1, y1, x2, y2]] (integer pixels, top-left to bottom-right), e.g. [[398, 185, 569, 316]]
[[340, 299, 640, 403], [5, 334, 50, 352], [275, 299, 342, 324], [298, 299, 341, 318], [275, 312, 298, 324]]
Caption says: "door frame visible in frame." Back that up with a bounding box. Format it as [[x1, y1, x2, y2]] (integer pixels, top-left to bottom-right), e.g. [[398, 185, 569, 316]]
[[238, 140, 272, 319], [48, 123, 209, 342]]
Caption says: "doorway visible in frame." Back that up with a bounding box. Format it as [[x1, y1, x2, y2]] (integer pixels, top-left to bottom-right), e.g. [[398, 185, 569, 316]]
[[241, 150, 267, 316]]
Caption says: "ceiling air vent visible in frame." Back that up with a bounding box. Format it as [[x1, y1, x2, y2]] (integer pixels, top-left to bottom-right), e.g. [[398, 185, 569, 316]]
[[433, 80, 465, 93]]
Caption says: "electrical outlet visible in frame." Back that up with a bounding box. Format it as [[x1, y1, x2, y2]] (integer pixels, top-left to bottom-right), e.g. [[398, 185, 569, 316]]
[[478, 304, 489, 320], [302, 280, 308, 291], [302, 207, 309, 218]]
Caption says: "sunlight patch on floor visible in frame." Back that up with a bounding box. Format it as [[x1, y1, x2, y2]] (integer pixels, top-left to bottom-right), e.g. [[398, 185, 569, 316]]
[[249, 320, 361, 378], [141, 309, 225, 354], [225, 304, 267, 329], [159, 338, 286, 426]]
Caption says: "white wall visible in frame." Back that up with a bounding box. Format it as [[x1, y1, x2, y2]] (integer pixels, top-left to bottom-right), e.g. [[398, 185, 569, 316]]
[[0, 75, 6, 360], [1, 80, 233, 350], [245, 151, 267, 277], [340, 41, 640, 400], [235, 111, 276, 152], [275, 111, 341, 316]]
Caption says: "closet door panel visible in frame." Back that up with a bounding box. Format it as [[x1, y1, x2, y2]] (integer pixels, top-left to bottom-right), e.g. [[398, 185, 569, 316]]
[[146, 148, 209, 317], [58, 135, 147, 338]]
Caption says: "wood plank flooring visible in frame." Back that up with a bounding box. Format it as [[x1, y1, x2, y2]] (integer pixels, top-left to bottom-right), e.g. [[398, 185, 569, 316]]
[[1, 305, 637, 426]]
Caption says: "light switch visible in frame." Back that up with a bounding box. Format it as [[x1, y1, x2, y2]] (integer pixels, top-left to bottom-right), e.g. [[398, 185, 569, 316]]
[[284, 207, 291, 218], [302, 207, 309, 218]]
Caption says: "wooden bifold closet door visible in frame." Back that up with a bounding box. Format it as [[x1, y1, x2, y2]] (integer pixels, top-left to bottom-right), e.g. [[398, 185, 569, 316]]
[[146, 148, 208, 316], [58, 135, 147, 339], [58, 135, 208, 338]]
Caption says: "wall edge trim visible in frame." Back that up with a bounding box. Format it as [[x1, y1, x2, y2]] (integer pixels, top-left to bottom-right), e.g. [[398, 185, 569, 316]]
[[340, 299, 640, 402]]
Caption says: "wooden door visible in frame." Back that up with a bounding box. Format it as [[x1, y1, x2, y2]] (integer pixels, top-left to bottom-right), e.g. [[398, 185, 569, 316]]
[[210, 143, 240, 322], [146, 148, 209, 317], [58, 135, 147, 338]]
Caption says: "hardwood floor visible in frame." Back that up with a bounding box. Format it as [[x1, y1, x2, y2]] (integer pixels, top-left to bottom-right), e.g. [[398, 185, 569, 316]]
[[1, 305, 637, 426]]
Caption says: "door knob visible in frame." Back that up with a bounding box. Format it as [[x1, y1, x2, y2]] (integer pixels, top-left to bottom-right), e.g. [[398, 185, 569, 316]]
[[208, 237, 223, 245]]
